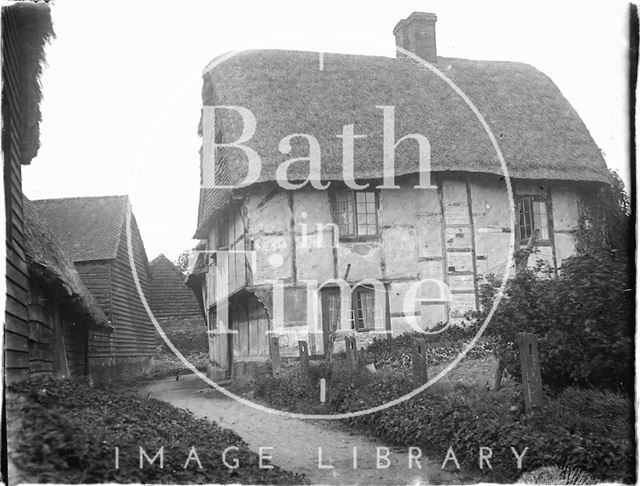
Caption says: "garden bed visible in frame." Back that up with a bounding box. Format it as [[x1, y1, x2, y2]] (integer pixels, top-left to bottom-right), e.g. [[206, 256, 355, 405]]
[[7, 377, 307, 484]]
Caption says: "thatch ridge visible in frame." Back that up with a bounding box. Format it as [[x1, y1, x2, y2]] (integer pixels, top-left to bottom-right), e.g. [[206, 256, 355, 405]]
[[196, 49, 609, 237], [23, 196, 109, 328]]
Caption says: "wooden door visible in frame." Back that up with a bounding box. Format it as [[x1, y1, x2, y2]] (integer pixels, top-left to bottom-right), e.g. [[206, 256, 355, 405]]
[[321, 288, 341, 357]]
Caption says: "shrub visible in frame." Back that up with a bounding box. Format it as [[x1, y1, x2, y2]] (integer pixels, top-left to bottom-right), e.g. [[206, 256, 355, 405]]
[[9, 377, 306, 484], [256, 371, 634, 483], [360, 327, 493, 373], [476, 251, 633, 392], [334, 378, 634, 482]]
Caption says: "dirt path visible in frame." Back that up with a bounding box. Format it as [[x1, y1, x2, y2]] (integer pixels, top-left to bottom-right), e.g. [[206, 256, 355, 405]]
[[143, 375, 464, 485]]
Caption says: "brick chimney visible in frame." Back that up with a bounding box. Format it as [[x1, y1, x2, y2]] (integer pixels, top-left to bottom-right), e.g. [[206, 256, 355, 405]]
[[393, 12, 438, 64]]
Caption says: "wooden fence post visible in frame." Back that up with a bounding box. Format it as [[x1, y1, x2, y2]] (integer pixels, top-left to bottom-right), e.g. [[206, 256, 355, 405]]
[[517, 332, 543, 413], [411, 339, 428, 386], [345, 335, 357, 372], [269, 336, 281, 377], [298, 340, 310, 381]]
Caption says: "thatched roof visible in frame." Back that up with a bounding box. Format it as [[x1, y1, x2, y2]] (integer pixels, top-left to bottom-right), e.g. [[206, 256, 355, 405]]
[[23, 197, 109, 328], [2, 2, 55, 164], [32, 196, 129, 262], [196, 49, 609, 237], [148, 254, 202, 320]]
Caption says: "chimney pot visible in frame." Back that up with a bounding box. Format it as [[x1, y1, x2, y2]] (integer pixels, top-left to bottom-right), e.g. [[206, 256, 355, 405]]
[[393, 12, 438, 64]]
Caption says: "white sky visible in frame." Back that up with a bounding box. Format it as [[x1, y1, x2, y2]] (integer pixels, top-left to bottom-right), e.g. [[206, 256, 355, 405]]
[[23, 0, 631, 261]]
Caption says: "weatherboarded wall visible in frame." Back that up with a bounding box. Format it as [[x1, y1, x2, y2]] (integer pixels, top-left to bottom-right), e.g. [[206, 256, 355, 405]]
[[75, 261, 113, 365], [26, 282, 88, 378], [3, 7, 31, 384], [89, 219, 155, 379], [79, 218, 155, 380]]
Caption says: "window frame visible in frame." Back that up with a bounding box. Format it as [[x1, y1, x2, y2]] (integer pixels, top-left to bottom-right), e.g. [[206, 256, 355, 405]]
[[330, 188, 380, 242], [516, 195, 551, 246], [216, 213, 230, 250], [352, 285, 376, 332]]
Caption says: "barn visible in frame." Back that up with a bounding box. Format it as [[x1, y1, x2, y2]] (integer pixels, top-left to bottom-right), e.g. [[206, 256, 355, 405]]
[[32, 195, 156, 379], [2, 3, 117, 383], [23, 197, 110, 379], [192, 12, 611, 381], [148, 254, 203, 321], [3, 2, 58, 384]]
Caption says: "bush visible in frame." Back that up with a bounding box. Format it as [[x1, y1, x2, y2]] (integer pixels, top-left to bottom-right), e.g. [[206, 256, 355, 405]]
[[9, 377, 306, 484], [360, 326, 493, 373], [477, 251, 633, 392], [256, 370, 634, 483], [336, 379, 634, 482]]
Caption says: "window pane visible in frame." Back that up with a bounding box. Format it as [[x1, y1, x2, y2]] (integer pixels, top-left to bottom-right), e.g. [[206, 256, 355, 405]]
[[352, 191, 378, 237], [517, 199, 533, 242], [335, 191, 355, 237], [532, 201, 549, 240], [354, 288, 375, 329]]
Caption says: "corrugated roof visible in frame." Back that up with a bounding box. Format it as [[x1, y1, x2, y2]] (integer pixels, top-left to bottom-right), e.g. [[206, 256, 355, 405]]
[[32, 195, 129, 262], [24, 197, 109, 328], [196, 49, 610, 237], [148, 254, 203, 320]]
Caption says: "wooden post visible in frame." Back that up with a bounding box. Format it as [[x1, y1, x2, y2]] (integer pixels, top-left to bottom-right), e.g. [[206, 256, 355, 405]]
[[269, 336, 281, 377], [517, 332, 543, 413], [298, 340, 310, 381], [344, 335, 357, 372], [411, 339, 428, 386]]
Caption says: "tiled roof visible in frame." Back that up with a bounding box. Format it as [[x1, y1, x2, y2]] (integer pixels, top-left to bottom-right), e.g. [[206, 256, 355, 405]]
[[24, 197, 109, 327], [31, 195, 129, 262], [149, 254, 203, 320]]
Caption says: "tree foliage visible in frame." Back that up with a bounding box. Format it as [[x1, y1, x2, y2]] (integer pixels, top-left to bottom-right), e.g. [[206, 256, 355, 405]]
[[173, 249, 191, 275], [576, 169, 632, 255]]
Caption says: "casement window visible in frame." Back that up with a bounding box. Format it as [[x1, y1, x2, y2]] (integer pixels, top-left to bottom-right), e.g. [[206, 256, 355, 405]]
[[516, 196, 550, 244], [332, 189, 379, 240], [352, 286, 376, 331], [216, 215, 229, 249]]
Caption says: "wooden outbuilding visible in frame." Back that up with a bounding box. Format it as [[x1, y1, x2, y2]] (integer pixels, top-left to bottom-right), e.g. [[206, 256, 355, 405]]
[[148, 254, 203, 321], [3, 2, 56, 384], [32, 196, 156, 379], [23, 198, 111, 378]]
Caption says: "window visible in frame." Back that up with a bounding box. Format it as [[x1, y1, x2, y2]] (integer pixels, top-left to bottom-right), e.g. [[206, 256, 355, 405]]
[[216, 215, 229, 249], [517, 196, 549, 243], [353, 286, 376, 331], [332, 189, 378, 239]]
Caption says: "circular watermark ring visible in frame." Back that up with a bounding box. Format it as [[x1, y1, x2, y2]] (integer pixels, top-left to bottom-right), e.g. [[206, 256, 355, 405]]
[[126, 44, 515, 420]]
